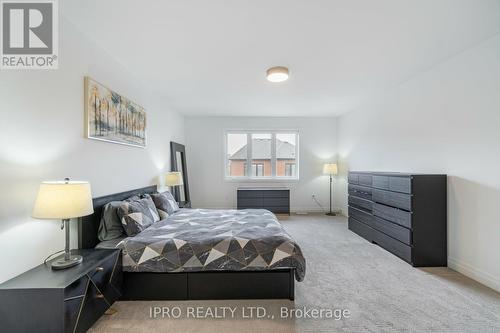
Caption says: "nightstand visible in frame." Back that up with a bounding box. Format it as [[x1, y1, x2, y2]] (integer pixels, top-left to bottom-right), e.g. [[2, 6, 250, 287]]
[[0, 249, 122, 333], [178, 201, 191, 208]]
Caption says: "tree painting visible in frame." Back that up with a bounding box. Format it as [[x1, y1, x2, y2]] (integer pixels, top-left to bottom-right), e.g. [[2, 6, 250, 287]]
[[85, 77, 146, 147]]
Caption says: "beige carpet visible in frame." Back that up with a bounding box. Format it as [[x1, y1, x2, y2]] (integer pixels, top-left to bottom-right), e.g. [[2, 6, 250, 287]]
[[90, 214, 500, 332]]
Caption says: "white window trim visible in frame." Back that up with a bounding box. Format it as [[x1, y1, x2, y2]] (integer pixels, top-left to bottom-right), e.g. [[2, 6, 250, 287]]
[[224, 129, 300, 182]]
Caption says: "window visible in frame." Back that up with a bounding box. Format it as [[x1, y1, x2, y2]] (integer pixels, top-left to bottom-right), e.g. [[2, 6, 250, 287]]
[[276, 133, 297, 178], [243, 163, 265, 176], [225, 130, 299, 180], [251, 133, 270, 178], [227, 133, 247, 177], [285, 163, 296, 177], [253, 163, 264, 177]]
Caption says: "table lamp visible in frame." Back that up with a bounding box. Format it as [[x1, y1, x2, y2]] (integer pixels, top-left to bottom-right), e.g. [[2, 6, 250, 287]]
[[165, 171, 183, 201], [323, 163, 338, 216], [32, 178, 93, 270]]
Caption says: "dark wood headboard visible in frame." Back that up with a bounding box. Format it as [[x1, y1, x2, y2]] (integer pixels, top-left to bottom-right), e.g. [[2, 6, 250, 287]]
[[78, 185, 157, 249]]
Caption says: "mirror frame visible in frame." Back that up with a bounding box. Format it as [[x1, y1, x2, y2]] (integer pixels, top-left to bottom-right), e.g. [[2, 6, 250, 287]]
[[170, 141, 190, 203]]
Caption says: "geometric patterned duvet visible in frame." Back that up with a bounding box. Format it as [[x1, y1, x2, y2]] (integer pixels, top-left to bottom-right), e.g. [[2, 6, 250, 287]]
[[109, 209, 305, 281]]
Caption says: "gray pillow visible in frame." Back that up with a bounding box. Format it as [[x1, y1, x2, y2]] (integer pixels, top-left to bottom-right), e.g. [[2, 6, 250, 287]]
[[151, 191, 179, 216], [98, 201, 125, 241], [117, 196, 160, 236], [97, 195, 141, 241]]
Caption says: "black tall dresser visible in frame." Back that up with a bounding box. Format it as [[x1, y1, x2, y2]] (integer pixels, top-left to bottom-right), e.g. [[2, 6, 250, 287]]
[[348, 172, 447, 266]]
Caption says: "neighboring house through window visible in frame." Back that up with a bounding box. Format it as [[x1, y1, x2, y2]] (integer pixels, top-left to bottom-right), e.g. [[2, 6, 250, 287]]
[[242, 162, 265, 176], [225, 131, 299, 179], [285, 163, 296, 177]]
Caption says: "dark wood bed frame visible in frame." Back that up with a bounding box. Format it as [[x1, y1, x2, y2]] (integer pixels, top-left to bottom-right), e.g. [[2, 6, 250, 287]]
[[78, 185, 295, 300]]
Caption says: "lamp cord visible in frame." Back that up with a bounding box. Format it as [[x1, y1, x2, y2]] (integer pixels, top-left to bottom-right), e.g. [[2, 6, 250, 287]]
[[43, 249, 65, 265], [312, 196, 326, 212]]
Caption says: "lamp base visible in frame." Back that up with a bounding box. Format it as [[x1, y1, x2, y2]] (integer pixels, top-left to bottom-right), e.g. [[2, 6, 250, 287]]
[[325, 212, 336, 216], [51, 255, 83, 270]]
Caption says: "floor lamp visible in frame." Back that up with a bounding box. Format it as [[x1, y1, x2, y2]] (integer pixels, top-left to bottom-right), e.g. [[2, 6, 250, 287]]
[[323, 163, 338, 216]]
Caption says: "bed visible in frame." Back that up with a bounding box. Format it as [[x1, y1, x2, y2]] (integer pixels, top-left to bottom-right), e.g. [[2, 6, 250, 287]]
[[78, 185, 305, 300]]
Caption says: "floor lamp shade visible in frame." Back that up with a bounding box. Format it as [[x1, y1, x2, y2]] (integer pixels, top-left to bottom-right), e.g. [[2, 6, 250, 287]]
[[323, 163, 338, 175], [32, 181, 94, 219]]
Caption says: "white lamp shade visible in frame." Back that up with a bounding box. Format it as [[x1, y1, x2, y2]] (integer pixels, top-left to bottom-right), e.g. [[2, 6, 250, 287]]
[[32, 181, 94, 219], [323, 163, 338, 175], [165, 172, 183, 186]]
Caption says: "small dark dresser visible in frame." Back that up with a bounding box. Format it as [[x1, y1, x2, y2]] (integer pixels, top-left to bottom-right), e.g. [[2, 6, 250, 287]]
[[0, 249, 122, 333], [237, 187, 290, 215], [348, 172, 447, 266]]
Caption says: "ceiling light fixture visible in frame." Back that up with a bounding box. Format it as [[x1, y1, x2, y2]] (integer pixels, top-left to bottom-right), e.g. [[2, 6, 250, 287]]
[[266, 66, 289, 82]]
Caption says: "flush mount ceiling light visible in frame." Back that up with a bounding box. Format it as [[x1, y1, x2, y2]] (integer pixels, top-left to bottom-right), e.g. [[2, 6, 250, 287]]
[[266, 66, 289, 82]]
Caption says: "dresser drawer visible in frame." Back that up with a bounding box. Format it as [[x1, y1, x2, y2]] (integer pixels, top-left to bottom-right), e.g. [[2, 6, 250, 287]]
[[88, 250, 122, 303], [238, 189, 289, 198], [64, 296, 84, 333], [262, 197, 289, 206], [372, 229, 412, 263], [238, 198, 263, 208], [348, 184, 372, 200], [348, 206, 373, 225], [373, 203, 412, 229], [372, 189, 412, 211], [372, 216, 411, 245], [372, 175, 389, 190], [372, 176, 412, 194], [237, 190, 262, 198], [348, 195, 372, 212], [358, 174, 372, 187], [121, 272, 188, 300], [348, 173, 359, 184], [262, 190, 289, 198], [348, 217, 374, 241], [72, 279, 110, 333], [349, 173, 372, 186], [65, 275, 89, 300]]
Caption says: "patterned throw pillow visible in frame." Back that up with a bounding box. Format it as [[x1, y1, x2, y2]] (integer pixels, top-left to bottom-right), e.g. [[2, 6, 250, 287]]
[[151, 191, 179, 217], [97, 195, 141, 241], [117, 196, 160, 236]]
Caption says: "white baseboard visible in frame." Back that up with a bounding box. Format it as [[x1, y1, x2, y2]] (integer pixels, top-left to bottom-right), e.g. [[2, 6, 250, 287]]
[[192, 205, 346, 216], [448, 257, 500, 292]]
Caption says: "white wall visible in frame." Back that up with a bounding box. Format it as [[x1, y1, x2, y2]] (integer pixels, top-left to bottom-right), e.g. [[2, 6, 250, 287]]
[[337, 34, 500, 292], [0, 17, 185, 283], [185, 117, 338, 213]]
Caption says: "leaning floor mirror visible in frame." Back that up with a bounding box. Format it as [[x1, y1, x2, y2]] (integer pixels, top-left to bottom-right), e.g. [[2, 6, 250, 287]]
[[170, 141, 191, 206]]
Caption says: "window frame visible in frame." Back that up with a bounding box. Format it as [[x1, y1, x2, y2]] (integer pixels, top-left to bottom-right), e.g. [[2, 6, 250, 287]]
[[224, 129, 300, 181]]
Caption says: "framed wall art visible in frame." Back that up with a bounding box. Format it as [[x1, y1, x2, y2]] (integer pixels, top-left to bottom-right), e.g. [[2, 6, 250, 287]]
[[84, 77, 146, 147]]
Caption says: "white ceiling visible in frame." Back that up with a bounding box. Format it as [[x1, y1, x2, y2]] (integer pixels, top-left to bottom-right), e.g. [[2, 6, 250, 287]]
[[63, 0, 500, 116]]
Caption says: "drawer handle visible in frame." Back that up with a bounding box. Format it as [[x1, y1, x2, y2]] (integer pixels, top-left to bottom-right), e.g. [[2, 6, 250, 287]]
[[96, 293, 104, 299], [95, 267, 104, 272]]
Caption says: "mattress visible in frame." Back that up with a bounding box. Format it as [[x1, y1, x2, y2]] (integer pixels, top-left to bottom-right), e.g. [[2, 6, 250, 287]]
[[96, 208, 306, 281]]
